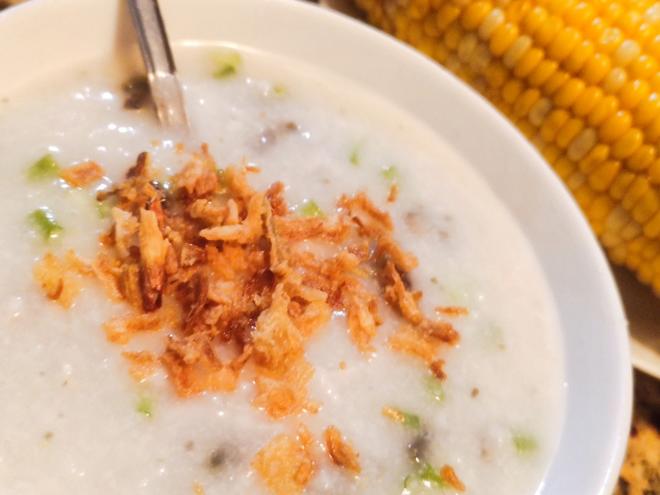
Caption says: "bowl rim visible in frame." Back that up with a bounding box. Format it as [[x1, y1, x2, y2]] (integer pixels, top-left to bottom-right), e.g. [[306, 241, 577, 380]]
[[0, 0, 632, 493]]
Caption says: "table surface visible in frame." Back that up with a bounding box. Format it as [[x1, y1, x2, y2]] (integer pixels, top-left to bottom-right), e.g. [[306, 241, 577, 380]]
[[1, 0, 658, 492]]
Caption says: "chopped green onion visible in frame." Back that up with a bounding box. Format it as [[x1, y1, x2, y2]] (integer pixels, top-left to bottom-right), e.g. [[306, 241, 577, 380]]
[[383, 406, 422, 429], [349, 144, 361, 166], [425, 376, 446, 404], [381, 165, 399, 182], [483, 323, 506, 351], [28, 208, 63, 241], [27, 154, 60, 181], [213, 51, 242, 79], [272, 84, 287, 97], [513, 433, 537, 455], [403, 462, 446, 492], [96, 200, 113, 219], [136, 396, 154, 418], [297, 200, 324, 218]]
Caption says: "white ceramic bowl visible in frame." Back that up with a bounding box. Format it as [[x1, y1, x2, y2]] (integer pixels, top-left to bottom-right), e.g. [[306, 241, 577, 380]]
[[0, 0, 631, 493]]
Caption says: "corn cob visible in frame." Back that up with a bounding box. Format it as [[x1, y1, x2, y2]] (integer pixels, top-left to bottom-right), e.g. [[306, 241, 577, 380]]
[[354, 0, 660, 296]]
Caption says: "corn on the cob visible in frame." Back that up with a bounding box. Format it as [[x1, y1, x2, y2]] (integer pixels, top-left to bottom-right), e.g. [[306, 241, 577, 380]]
[[355, 0, 660, 296]]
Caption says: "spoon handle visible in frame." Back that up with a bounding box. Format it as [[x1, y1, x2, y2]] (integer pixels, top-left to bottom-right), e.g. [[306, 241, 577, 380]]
[[126, 0, 189, 130]]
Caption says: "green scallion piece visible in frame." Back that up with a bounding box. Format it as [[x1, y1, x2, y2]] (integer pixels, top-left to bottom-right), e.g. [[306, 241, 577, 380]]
[[425, 376, 446, 404], [349, 144, 361, 166], [403, 462, 445, 491], [297, 200, 324, 218], [513, 433, 537, 455], [27, 154, 60, 181], [272, 84, 287, 97], [136, 396, 154, 418], [28, 208, 63, 241], [213, 51, 242, 79], [381, 164, 398, 182]]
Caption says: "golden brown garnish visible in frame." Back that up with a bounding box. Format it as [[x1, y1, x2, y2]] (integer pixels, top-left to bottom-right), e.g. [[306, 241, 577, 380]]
[[435, 305, 469, 317], [122, 351, 158, 382], [38, 146, 459, 418], [430, 359, 446, 380], [252, 427, 316, 495], [323, 426, 361, 474], [440, 465, 465, 492], [387, 183, 399, 203], [59, 161, 105, 188], [33, 251, 83, 308]]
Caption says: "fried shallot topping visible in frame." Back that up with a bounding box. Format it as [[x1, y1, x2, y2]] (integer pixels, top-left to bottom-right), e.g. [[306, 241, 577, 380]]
[[252, 425, 316, 495], [323, 426, 361, 474], [33, 145, 459, 417]]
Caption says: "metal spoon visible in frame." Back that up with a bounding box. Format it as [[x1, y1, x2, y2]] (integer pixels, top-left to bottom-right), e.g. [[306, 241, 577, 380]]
[[126, 0, 189, 131]]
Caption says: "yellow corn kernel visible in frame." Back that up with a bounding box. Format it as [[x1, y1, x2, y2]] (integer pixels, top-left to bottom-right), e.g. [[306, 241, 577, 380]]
[[644, 211, 660, 238], [565, 2, 597, 28], [502, 79, 524, 103], [613, 39, 642, 67], [433, 43, 450, 64], [562, 39, 596, 73], [567, 170, 587, 190], [436, 4, 461, 30], [461, 1, 492, 30], [527, 58, 559, 87], [619, 79, 651, 111], [622, 176, 650, 210], [579, 142, 609, 172], [490, 23, 520, 55], [548, 26, 582, 61], [590, 195, 615, 221], [632, 190, 659, 224], [646, 114, 660, 141], [458, 33, 479, 62], [541, 109, 570, 141], [543, 143, 562, 163], [583, 16, 607, 40], [521, 6, 549, 35], [634, 92, 660, 127], [580, 53, 612, 85], [484, 62, 508, 87], [603, 67, 628, 94], [469, 43, 493, 72], [610, 244, 627, 263], [599, 110, 632, 143], [609, 170, 636, 199], [443, 24, 463, 50], [529, 97, 554, 126], [590, 160, 621, 191], [513, 47, 545, 78], [554, 156, 576, 178], [423, 15, 440, 37], [478, 7, 505, 39], [556, 118, 584, 148], [588, 95, 618, 126], [534, 15, 564, 46], [611, 128, 643, 159], [568, 127, 597, 160], [598, 27, 624, 54], [544, 71, 571, 95], [554, 78, 587, 108], [574, 182, 596, 208], [514, 88, 542, 117], [503, 35, 533, 68], [572, 86, 604, 116], [628, 54, 658, 80], [621, 220, 642, 241], [627, 144, 656, 171]]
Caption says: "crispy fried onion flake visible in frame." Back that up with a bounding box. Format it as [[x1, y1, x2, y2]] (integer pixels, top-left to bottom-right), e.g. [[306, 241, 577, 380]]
[[33, 145, 458, 418]]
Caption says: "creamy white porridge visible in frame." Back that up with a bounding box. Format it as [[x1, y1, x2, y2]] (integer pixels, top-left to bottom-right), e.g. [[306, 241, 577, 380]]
[[0, 46, 564, 495]]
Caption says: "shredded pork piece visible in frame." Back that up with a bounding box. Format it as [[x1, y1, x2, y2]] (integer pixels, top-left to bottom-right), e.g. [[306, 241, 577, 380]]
[[59, 161, 105, 187], [323, 426, 361, 474]]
